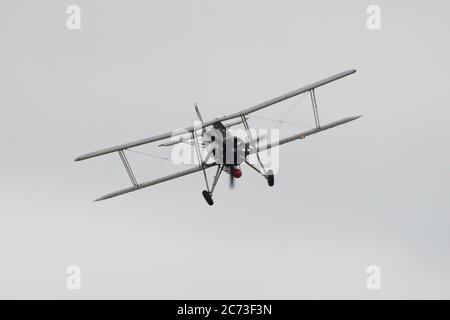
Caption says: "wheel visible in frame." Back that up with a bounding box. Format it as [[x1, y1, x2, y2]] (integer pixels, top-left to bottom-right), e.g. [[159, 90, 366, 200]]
[[202, 190, 214, 206], [267, 170, 274, 187]]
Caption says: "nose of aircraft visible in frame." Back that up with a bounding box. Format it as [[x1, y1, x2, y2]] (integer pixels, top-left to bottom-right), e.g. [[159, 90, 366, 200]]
[[232, 167, 242, 178]]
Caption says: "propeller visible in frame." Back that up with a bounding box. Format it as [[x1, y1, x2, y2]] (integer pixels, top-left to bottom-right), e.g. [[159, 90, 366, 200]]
[[194, 102, 205, 135], [228, 166, 242, 189], [229, 171, 235, 189]]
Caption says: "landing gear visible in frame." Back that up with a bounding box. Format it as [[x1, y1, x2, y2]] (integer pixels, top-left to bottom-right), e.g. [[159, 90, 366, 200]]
[[241, 116, 275, 188], [267, 170, 274, 187], [202, 190, 214, 206]]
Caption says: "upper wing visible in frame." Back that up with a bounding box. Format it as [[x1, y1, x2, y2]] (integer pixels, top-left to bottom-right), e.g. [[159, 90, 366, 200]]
[[75, 70, 355, 161], [75, 126, 202, 161], [94, 163, 216, 201], [204, 69, 356, 124]]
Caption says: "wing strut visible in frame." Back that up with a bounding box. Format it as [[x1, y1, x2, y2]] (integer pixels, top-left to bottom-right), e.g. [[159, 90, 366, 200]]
[[192, 130, 210, 192], [118, 150, 138, 187], [210, 165, 224, 195], [241, 116, 268, 176], [310, 89, 321, 129]]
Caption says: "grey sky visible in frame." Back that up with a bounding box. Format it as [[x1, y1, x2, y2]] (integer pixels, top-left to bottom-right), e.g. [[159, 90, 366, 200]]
[[1, 0, 449, 299]]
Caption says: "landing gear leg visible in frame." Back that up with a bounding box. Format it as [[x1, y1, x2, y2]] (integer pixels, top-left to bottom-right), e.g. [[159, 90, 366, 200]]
[[242, 116, 275, 187], [201, 165, 223, 206], [193, 123, 223, 206], [245, 160, 275, 187]]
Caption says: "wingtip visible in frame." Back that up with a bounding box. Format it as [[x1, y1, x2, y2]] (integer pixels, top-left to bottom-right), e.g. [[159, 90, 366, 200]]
[[74, 154, 88, 161], [93, 194, 112, 202]]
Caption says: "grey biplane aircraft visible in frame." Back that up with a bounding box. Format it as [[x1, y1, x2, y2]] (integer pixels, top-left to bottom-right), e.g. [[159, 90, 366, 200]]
[[75, 70, 361, 205]]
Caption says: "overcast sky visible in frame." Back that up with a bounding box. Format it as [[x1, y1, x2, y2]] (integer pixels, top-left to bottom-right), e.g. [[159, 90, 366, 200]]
[[1, 0, 449, 299]]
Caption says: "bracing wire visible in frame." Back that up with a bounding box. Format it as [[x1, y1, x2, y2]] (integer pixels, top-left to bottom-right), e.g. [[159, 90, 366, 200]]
[[125, 147, 198, 181], [248, 93, 310, 129], [275, 92, 308, 128], [126, 149, 172, 161]]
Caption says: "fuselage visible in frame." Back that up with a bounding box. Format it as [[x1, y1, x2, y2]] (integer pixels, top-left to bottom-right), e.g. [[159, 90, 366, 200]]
[[202, 122, 245, 177]]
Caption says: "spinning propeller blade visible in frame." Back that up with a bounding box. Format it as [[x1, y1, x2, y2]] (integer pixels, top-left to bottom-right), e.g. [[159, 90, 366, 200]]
[[194, 103, 205, 135], [229, 171, 235, 189]]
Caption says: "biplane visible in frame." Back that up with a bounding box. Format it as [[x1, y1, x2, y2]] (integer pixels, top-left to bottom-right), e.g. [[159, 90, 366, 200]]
[[75, 70, 361, 205]]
